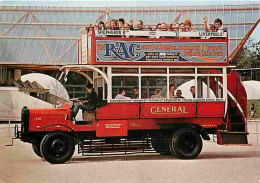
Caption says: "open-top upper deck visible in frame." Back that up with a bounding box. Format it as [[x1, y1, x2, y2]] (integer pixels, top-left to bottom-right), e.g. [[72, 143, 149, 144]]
[[79, 28, 228, 66]]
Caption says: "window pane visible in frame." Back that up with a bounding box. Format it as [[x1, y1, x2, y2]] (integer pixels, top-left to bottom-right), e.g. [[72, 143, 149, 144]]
[[197, 76, 223, 98], [169, 76, 195, 98], [112, 68, 138, 74], [112, 76, 138, 99], [169, 68, 195, 74], [141, 76, 167, 99], [141, 68, 167, 74], [197, 68, 222, 74]]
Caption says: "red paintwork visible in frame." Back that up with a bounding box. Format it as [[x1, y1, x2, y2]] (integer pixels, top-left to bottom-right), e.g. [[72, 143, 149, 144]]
[[27, 102, 225, 135], [29, 108, 70, 132], [227, 70, 247, 124], [96, 120, 128, 137], [96, 103, 140, 120], [197, 102, 225, 117], [140, 102, 196, 118], [88, 31, 229, 66]]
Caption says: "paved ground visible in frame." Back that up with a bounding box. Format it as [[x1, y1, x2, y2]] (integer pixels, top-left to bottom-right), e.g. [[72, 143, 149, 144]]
[[0, 124, 260, 183]]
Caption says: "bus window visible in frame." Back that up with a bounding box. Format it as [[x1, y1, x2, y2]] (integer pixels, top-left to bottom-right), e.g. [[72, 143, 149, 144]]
[[197, 76, 223, 99], [169, 68, 195, 74], [141, 76, 167, 99], [112, 76, 138, 99], [141, 68, 167, 74], [112, 68, 138, 74], [169, 76, 195, 99], [197, 68, 222, 74]]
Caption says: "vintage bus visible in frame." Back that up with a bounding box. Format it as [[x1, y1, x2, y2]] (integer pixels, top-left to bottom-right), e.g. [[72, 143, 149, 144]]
[[14, 28, 249, 164]]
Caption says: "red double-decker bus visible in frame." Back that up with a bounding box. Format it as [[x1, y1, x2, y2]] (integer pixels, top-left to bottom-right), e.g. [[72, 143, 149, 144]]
[[14, 28, 249, 164]]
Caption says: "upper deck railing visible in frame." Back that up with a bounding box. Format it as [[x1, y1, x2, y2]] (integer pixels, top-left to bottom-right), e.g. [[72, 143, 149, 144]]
[[79, 28, 228, 66]]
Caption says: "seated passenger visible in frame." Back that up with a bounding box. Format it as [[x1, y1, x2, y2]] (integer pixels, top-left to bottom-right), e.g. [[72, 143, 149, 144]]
[[71, 83, 98, 118], [151, 89, 163, 99], [190, 86, 202, 98], [174, 89, 184, 98], [169, 84, 175, 98], [131, 87, 139, 99], [190, 86, 196, 98], [115, 88, 131, 100]]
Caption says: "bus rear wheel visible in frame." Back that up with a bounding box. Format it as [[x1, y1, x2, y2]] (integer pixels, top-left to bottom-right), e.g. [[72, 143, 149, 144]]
[[40, 132, 75, 164], [170, 128, 202, 159]]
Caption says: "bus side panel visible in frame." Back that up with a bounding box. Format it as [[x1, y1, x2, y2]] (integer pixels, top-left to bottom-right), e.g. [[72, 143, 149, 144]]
[[96, 103, 140, 120], [197, 102, 225, 117], [140, 103, 196, 119], [96, 120, 128, 137], [29, 109, 69, 131]]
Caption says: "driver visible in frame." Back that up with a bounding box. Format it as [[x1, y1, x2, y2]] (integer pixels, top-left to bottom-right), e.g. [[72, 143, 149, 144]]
[[71, 83, 98, 119]]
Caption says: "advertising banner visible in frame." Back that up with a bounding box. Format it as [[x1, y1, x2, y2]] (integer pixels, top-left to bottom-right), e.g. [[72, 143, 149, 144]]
[[96, 40, 227, 63]]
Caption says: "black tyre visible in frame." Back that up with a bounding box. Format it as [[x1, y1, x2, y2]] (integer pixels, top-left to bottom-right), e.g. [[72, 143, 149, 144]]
[[170, 128, 202, 159], [32, 141, 42, 158], [40, 132, 75, 164], [151, 136, 171, 155]]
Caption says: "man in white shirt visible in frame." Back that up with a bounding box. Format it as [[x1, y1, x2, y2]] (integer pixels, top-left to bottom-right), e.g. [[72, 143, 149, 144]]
[[203, 16, 224, 33]]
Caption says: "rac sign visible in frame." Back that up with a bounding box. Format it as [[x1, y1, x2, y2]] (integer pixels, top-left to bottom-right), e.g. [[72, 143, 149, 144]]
[[103, 42, 141, 60]]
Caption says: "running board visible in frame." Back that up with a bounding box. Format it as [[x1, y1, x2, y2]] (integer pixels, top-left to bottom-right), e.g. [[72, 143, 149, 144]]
[[217, 130, 249, 145]]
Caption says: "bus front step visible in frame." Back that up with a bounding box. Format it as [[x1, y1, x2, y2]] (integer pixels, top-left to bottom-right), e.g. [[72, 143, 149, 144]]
[[217, 131, 248, 145]]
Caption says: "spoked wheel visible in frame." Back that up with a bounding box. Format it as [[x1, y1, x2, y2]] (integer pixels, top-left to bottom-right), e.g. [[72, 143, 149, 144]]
[[40, 132, 75, 164], [32, 140, 42, 158], [170, 128, 202, 159], [151, 136, 171, 155]]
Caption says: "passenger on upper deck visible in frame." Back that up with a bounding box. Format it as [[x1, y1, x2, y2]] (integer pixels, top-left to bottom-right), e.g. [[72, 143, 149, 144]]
[[124, 23, 130, 30], [136, 20, 144, 31], [203, 16, 223, 33], [161, 23, 169, 31], [110, 19, 119, 30], [115, 88, 131, 100], [118, 18, 125, 30], [97, 21, 105, 30], [183, 19, 196, 32], [105, 21, 111, 30], [156, 23, 162, 31]]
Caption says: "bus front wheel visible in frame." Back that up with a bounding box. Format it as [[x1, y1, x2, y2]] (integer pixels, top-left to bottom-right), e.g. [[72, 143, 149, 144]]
[[40, 132, 75, 164], [32, 141, 42, 158], [170, 128, 202, 159]]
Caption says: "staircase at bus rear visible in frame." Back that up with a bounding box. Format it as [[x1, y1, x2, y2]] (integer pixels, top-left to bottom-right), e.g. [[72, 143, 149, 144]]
[[216, 69, 249, 145]]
